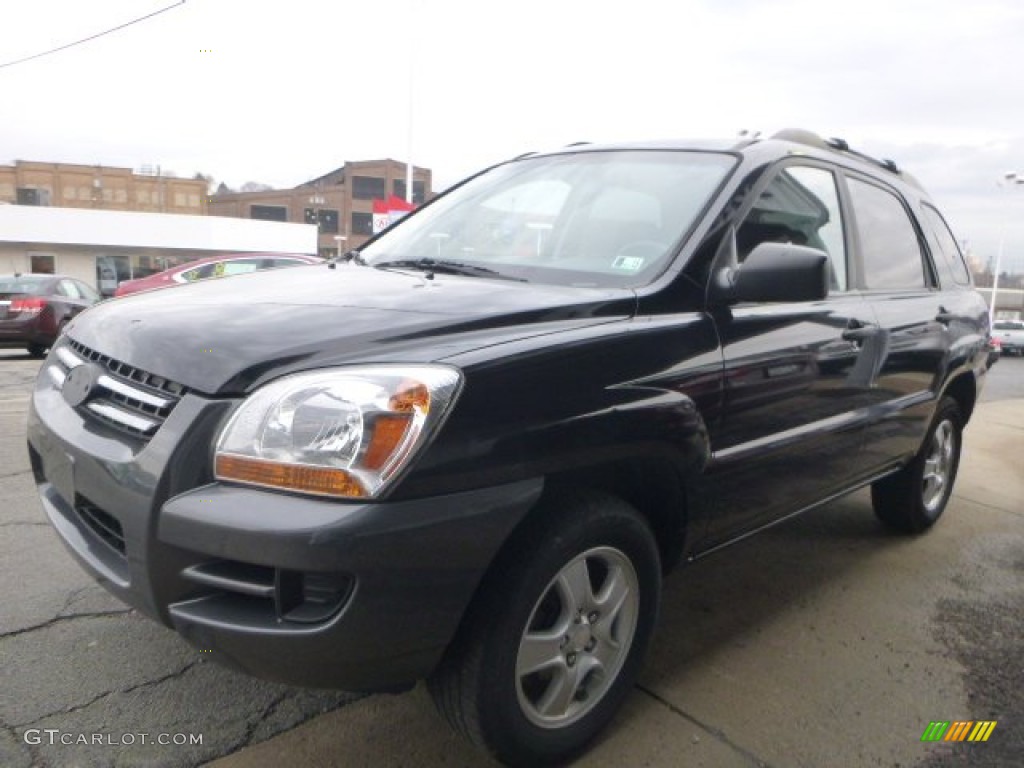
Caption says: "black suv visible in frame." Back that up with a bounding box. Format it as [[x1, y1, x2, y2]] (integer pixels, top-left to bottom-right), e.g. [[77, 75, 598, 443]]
[[27, 130, 989, 766]]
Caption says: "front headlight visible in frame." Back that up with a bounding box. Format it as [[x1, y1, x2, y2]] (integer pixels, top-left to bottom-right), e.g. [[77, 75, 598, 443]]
[[214, 365, 462, 499]]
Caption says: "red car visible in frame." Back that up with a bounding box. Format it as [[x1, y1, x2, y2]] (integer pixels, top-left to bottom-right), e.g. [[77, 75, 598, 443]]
[[0, 273, 101, 357], [114, 253, 322, 297]]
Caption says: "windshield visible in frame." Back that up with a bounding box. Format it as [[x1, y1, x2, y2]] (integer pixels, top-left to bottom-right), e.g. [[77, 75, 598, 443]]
[[362, 150, 736, 287]]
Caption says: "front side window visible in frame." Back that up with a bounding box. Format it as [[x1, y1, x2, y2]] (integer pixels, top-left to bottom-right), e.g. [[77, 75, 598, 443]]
[[57, 279, 82, 298], [848, 178, 926, 290], [180, 264, 216, 282], [737, 165, 848, 291], [76, 281, 101, 302], [362, 151, 737, 287]]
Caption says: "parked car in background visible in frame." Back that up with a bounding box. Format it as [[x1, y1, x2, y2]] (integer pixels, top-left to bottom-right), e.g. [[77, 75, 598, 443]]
[[992, 319, 1024, 356], [986, 336, 1002, 367], [113, 253, 322, 296], [0, 274, 101, 357]]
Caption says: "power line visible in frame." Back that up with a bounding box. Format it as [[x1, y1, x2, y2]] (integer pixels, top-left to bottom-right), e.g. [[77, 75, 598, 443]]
[[0, 1, 186, 71]]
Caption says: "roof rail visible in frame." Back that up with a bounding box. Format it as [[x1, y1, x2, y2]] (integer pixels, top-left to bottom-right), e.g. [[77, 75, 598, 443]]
[[770, 128, 917, 186], [772, 128, 834, 151]]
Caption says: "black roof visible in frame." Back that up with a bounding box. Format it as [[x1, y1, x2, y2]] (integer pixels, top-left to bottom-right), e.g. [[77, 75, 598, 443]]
[[524, 129, 923, 191]]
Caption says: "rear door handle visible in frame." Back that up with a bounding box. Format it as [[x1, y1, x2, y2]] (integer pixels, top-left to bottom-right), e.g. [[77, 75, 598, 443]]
[[935, 306, 957, 325]]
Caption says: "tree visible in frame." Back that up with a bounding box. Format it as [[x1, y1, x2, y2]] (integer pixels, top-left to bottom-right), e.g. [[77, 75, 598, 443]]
[[240, 181, 274, 193], [193, 172, 216, 194]]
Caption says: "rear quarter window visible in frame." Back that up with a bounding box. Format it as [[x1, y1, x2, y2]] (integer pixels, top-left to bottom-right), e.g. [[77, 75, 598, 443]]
[[919, 203, 971, 286]]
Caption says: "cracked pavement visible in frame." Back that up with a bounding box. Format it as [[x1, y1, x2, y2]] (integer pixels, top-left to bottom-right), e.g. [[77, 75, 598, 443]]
[[1, 352, 357, 768], [2, 350, 1022, 767]]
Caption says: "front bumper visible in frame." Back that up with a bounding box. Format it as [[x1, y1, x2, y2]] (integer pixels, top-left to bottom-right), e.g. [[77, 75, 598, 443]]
[[27, 343, 542, 691]]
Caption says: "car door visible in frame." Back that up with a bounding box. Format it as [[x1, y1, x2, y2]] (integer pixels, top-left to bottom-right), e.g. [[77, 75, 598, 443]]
[[702, 163, 882, 546], [842, 176, 958, 468]]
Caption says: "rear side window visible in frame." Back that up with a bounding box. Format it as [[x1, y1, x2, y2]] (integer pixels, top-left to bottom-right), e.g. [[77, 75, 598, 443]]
[[848, 178, 926, 290], [919, 204, 971, 285]]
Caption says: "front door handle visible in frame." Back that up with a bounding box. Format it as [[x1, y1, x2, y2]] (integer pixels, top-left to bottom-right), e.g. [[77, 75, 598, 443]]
[[842, 327, 875, 342], [842, 319, 876, 344]]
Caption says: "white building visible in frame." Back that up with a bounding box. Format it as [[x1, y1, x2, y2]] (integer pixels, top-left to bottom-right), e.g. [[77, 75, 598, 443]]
[[0, 205, 317, 294]]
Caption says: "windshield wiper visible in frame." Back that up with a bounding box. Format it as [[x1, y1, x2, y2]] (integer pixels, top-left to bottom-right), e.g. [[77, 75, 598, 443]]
[[373, 258, 525, 281]]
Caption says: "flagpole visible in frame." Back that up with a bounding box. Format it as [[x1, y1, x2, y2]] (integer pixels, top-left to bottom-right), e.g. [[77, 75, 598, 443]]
[[405, 0, 415, 204]]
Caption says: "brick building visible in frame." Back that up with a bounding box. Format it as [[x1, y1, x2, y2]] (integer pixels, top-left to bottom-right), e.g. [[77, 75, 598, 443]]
[[0, 160, 207, 215], [207, 159, 432, 257]]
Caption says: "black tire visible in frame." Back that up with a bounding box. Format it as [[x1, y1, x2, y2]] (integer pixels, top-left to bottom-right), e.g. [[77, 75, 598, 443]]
[[26, 343, 47, 359], [871, 396, 962, 533], [428, 487, 661, 767]]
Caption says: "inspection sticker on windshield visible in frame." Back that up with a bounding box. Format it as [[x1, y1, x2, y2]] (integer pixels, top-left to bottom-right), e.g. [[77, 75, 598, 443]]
[[611, 255, 645, 272]]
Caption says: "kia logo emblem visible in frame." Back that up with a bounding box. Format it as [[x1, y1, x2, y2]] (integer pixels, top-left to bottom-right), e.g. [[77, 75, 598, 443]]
[[61, 363, 103, 408]]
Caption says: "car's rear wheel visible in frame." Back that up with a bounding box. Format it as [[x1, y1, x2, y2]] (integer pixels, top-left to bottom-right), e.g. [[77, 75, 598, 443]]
[[27, 342, 47, 359], [428, 488, 661, 766], [871, 396, 962, 533]]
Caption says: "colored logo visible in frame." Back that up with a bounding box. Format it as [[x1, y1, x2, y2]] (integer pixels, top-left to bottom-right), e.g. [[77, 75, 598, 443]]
[[921, 721, 997, 742]]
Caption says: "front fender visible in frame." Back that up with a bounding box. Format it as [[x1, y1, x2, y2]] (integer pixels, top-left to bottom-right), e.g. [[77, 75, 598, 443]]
[[391, 315, 723, 501]]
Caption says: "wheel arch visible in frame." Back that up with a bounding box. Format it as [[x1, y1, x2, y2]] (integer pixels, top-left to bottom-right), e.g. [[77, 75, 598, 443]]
[[940, 370, 978, 425], [541, 457, 689, 573]]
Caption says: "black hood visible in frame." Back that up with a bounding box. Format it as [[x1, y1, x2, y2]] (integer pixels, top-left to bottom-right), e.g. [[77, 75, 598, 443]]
[[67, 263, 635, 394]]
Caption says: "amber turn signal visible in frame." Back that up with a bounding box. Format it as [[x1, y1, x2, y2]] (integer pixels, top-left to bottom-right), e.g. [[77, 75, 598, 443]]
[[215, 454, 368, 498]]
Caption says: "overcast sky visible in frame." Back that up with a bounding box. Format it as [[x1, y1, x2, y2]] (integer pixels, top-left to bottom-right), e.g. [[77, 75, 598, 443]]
[[2, 0, 1023, 272]]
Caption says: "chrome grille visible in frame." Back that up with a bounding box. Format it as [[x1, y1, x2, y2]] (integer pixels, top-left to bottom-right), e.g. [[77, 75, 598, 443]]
[[49, 339, 188, 438]]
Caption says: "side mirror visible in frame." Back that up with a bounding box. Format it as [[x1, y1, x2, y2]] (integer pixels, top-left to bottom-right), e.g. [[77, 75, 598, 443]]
[[710, 241, 830, 304]]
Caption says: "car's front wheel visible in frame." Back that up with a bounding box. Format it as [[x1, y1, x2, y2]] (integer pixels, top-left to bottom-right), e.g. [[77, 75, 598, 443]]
[[428, 488, 661, 766]]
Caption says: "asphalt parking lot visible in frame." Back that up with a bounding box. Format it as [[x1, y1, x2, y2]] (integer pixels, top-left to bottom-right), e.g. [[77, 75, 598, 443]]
[[1, 350, 1021, 767]]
